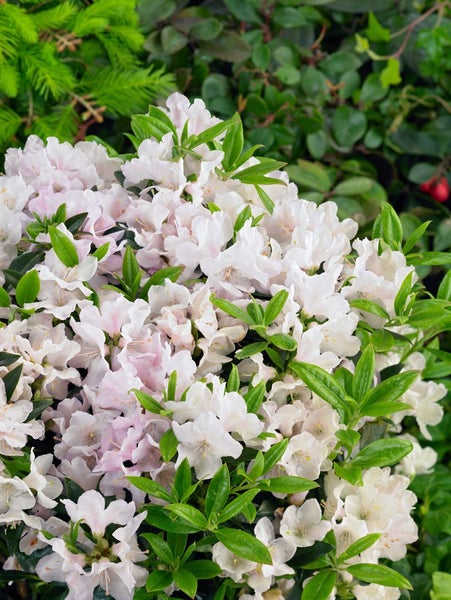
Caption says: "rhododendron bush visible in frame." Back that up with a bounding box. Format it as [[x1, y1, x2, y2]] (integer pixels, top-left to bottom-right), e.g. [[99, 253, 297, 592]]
[[0, 93, 450, 600]]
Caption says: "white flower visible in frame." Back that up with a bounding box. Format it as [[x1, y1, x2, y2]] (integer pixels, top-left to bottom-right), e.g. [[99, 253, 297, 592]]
[[280, 499, 331, 547], [23, 448, 63, 509], [62, 490, 135, 537], [281, 431, 330, 480], [173, 411, 242, 479], [353, 583, 400, 600]]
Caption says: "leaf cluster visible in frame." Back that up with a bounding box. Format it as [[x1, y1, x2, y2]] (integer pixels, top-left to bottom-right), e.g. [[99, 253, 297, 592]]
[[0, 0, 174, 154]]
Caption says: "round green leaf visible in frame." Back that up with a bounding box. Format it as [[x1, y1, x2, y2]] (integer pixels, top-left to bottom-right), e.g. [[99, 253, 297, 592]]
[[275, 64, 301, 85], [408, 162, 437, 184], [307, 130, 328, 159], [161, 25, 187, 55], [333, 106, 367, 147], [189, 18, 222, 41], [334, 177, 374, 196], [252, 44, 271, 71]]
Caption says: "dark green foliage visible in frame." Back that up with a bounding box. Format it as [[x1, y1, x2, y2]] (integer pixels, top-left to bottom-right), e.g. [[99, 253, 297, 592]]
[[0, 0, 174, 153], [138, 0, 450, 240]]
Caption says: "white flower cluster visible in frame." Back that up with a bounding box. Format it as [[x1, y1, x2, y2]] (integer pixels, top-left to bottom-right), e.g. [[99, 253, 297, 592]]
[[0, 93, 445, 600]]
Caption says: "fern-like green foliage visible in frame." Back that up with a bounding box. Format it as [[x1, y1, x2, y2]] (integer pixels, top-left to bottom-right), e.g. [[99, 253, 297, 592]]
[[0, 0, 175, 153]]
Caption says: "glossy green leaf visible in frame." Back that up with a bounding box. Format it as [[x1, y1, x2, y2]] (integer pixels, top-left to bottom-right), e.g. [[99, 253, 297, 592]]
[[301, 569, 337, 600], [0, 287, 10, 307], [289, 361, 347, 419], [243, 380, 266, 413], [122, 244, 141, 290], [394, 271, 414, 316], [235, 342, 268, 359], [205, 465, 230, 520], [349, 299, 390, 320], [255, 184, 276, 214], [131, 389, 163, 414], [352, 344, 375, 402], [437, 269, 451, 301], [146, 570, 173, 593], [263, 438, 289, 473], [210, 295, 254, 325], [0, 352, 20, 368], [257, 475, 318, 494], [264, 289, 289, 325], [349, 438, 413, 469], [3, 364, 23, 402], [127, 476, 173, 502], [141, 532, 173, 564], [346, 563, 412, 589], [160, 428, 178, 462], [48, 225, 79, 267], [379, 201, 403, 249], [15, 269, 40, 307], [218, 489, 259, 523], [173, 569, 197, 599], [183, 560, 221, 579], [361, 370, 418, 410], [268, 333, 297, 351], [165, 504, 208, 531], [216, 528, 272, 564], [338, 533, 381, 562], [222, 113, 244, 171]]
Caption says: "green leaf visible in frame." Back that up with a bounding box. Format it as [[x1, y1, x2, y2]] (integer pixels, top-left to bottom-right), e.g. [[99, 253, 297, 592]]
[[145, 506, 202, 534], [431, 572, 451, 600], [25, 398, 53, 423], [210, 295, 254, 325], [366, 12, 390, 42], [186, 116, 237, 150], [165, 504, 208, 531], [379, 202, 403, 249], [65, 211, 88, 234], [301, 569, 337, 600], [222, 113, 244, 172], [146, 570, 173, 593], [3, 365, 23, 402], [205, 465, 230, 520], [218, 490, 259, 524], [141, 532, 173, 564], [173, 569, 197, 599], [346, 563, 412, 589], [0, 352, 20, 368], [232, 158, 286, 184], [380, 57, 401, 88], [235, 342, 268, 359], [437, 269, 451, 301], [268, 333, 297, 351], [285, 159, 331, 192], [173, 458, 192, 501], [349, 299, 390, 321], [349, 438, 413, 469], [160, 428, 178, 462], [253, 185, 275, 214], [183, 560, 221, 579], [407, 251, 451, 266], [352, 344, 375, 402], [130, 388, 163, 415], [263, 438, 289, 473], [92, 242, 110, 261], [234, 205, 253, 234], [199, 30, 251, 62], [0, 287, 10, 307], [243, 380, 266, 413], [289, 361, 348, 420], [361, 401, 412, 418], [394, 271, 414, 316], [337, 533, 381, 562], [132, 106, 176, 144], [48, 226, 79, 267], [257, 476, 318, 494], [226, 364, 240, 393], [15, 269, 40, 307], [140, 266, 183, 297], [122, 245, 141, 290], [167, 370, 177, 402], [215, 528, 272, 564], [264, 290, 289, 325], [127, 476, 173, 502], [334, 177, 374, 196], [361, 370, 418, 411], [333, 106, 367, 147], [252, 43, 271, 70]]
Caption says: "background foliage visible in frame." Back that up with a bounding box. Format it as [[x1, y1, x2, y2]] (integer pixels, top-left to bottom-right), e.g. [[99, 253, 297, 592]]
[[0, 0, 450, 598]]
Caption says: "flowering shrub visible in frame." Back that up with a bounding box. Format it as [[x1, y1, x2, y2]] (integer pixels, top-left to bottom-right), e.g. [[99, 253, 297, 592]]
[[0, 93, 450, 600]]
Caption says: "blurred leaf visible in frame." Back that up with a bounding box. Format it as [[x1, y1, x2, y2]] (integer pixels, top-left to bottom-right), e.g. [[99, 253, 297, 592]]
[[161, 25, 187, 54], [408, 162, 437, 184], [190, 18, 222, 41], [380, 57, 401, 88], [285, 159, 331, 192], [366, 12, 390, 42], [200, 31, 251, 62], [332, 106, 367, 147]]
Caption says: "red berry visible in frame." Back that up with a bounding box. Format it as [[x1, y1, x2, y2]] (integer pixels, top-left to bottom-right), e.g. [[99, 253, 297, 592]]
[[420, 176, 449, 203], [429, 180, 449, 203]]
